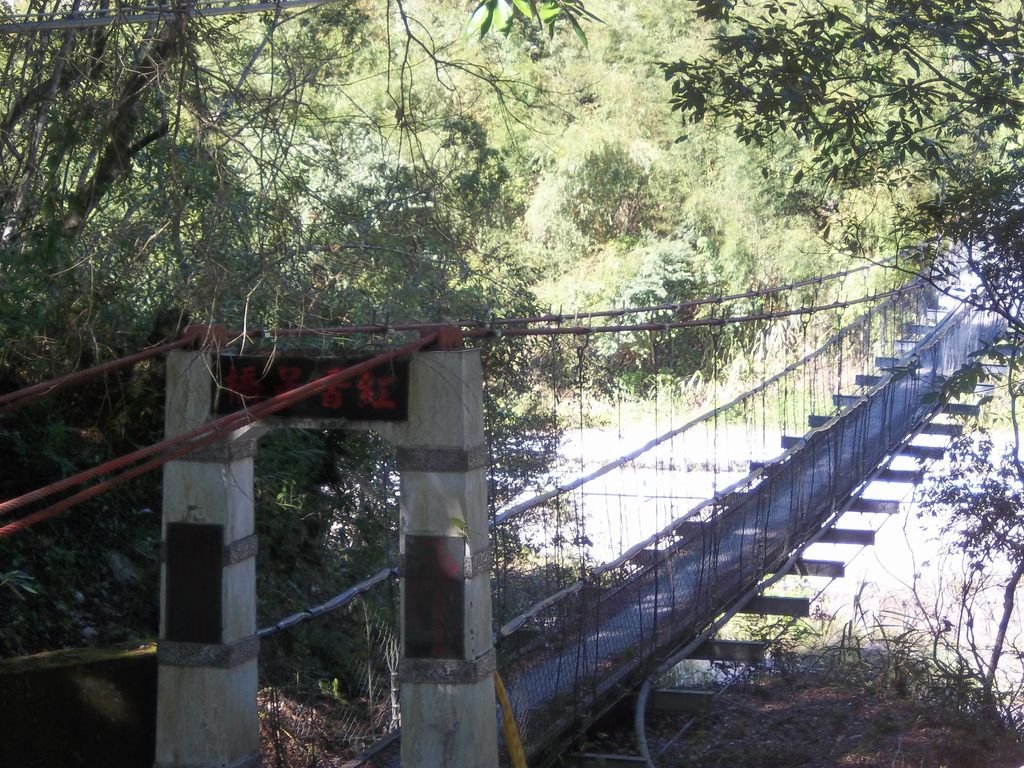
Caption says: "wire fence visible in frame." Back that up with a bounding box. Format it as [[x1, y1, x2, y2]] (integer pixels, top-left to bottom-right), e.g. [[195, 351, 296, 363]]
[[490, 299, 1003, 764], [250, 283, 1000, 766], [258, 584, 402, 765], [488, 281, 934, 627]]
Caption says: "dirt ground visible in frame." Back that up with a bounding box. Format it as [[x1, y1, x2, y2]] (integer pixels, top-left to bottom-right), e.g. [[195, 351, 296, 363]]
[[257, 664, 1024, 768], [583, 670, 1024, 768]]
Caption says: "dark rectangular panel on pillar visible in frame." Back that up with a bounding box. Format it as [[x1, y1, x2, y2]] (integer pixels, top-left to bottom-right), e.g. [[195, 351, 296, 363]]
[[165, 523, 223, 644], [404, 534, 465, 659]]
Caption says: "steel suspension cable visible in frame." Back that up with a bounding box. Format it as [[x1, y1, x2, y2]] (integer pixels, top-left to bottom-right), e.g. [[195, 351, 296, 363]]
[[0, 332, 204, 414], [245, 262, 902, 339], [492, 282, 923, 542], [463, 287, 919, 339]]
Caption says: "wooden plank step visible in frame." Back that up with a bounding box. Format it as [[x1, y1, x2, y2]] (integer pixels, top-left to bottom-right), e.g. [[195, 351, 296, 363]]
[[741, 595, 810, 617], [894, 339, 918, 353], [900, 444, 945, 461], [750, 460, 767, 472], [856, 374, 882, 387], [691, 639, 767, 664], [923, 308, 942, 323], [921, 421, 963, 437], [796, 559, 845, 578], [819, 528, 876, 546], [833, 394, 860, 408], [808, 415, 831, 428], [876, 356, 899, 370], [647, 689, 714, 715], [846, 498, 900, 514], [781, 435, 803, 450], [903, 323, 935, 336], [943, 402, 981, 417], [982, 363, 1008, 377], [876, 468, 924, 484]]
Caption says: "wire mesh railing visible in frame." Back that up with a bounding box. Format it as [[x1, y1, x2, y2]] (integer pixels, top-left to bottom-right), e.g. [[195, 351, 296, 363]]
[[249, 283, 998, 767], [258, 570, 401, 764], [492, 299, 1003, 763], [489, 282, 933, 627]]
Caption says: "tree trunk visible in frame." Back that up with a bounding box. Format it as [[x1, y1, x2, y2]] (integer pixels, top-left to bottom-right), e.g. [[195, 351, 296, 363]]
[[983, 558, 1024, 710]]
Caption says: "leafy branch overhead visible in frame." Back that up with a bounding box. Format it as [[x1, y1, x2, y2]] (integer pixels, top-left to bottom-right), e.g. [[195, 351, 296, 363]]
[[663, 0, 1024, 185], [655, 0, 1024, 332], [466, 0, 601, 45]]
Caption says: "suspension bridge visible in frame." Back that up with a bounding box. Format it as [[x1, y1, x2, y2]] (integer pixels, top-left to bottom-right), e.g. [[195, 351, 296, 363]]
[[0, 264, 1007, 768]]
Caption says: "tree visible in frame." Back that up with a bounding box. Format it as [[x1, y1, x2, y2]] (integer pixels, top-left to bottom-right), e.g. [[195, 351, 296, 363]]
[[920, 422, 1024, 714], [659, 0, 1024, 329], [0, 0, 562, 658]]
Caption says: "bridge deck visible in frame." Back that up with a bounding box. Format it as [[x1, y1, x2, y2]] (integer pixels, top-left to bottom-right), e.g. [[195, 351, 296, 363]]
[[496, 303, 1001, 765], [366, 302, 1002, 767]]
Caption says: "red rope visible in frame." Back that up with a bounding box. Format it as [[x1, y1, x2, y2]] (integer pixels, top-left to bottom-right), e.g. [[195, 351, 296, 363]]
[[0, 332, 439, 538], [0, 327, 219, 415]]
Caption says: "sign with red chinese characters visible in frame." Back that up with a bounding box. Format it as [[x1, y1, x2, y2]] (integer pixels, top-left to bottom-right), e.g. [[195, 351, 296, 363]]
[[213, 355, 409, 421]]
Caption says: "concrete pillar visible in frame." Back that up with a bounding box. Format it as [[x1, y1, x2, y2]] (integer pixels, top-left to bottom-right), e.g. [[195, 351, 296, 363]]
[[382, 349, 499, 768], [155, 349, 262, 768]]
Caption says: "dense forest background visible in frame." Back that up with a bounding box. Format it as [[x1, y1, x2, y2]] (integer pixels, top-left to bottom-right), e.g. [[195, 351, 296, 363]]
[[2, 0, 1023, 761], [0, 0, 889, 653]]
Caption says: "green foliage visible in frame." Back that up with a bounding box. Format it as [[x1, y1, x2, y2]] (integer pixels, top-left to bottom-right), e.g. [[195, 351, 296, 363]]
[[467, 0, 600, 44], [0, 569, 39, 600], [921, 432, 1024, 571], [561, 143, 652, 241], [659, 0, 1024, 328], [0, 0, 902, 668]]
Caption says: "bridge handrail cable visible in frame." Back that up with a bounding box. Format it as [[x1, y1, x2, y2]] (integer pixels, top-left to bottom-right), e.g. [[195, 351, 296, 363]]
[[491, 280, 925, 531]]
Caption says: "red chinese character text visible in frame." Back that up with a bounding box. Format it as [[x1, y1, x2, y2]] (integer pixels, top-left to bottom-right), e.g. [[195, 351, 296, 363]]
[[274, 365, 305, 395], [223, 365, 264, 404], [320, 368, 352, 409], [358, 372, 397, 410]]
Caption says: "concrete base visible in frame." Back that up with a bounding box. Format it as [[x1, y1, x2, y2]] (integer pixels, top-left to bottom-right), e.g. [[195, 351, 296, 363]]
[[154, 660, 259, 768], [400, 677, 499, 768]]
